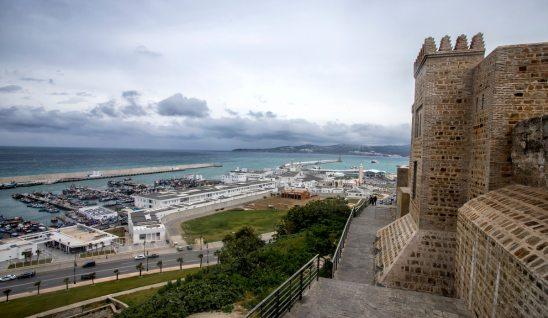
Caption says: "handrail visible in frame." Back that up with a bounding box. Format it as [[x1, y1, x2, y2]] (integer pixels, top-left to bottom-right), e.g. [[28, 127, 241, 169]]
[[331, 199, 367, 277], [245, 254, 320, 318]]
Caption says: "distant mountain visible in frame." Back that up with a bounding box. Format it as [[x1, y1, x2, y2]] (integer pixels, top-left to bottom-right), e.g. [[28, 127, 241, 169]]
[[233, 144, 410, 157]]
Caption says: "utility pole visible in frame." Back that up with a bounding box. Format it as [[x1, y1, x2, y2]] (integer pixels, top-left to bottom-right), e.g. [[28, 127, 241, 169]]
[[146, 250, 149, 271]]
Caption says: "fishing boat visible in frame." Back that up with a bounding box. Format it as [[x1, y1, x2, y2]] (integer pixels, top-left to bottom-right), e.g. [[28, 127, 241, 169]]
[[371, 160, 378, 163]]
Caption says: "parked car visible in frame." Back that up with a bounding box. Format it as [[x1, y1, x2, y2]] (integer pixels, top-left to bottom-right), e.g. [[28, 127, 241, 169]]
[[17, 271, 36, 279], [176, 246, 185, 252], [0, 274, 16, 282], [147, 253, 159, 259], [80, 272, 95, 280], [82, 261, 96, 268], [134, 254, 146, 260], [187, 245, 193, 250]]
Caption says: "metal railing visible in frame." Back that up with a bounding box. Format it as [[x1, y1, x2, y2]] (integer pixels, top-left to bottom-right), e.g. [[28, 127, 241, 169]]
[[245, 254, 320, 318], [331, 199, 367, 277]]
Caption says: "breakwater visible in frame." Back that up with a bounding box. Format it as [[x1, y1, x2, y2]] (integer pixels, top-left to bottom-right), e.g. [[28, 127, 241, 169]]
[[0, 163, 221, 188]]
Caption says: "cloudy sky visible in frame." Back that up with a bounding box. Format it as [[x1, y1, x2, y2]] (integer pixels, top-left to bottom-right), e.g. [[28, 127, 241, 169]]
[[0, 0, 546, 150]]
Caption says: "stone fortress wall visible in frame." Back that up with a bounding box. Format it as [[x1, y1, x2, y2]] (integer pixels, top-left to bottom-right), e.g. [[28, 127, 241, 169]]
[[376, 32, 547, 317]]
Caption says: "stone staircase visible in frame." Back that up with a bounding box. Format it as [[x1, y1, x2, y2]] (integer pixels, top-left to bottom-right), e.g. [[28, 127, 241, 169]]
[[286, 205, 472, 318]]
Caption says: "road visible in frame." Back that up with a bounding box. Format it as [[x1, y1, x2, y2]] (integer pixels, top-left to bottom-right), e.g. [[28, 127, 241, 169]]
[[0, 249, 219, 295]]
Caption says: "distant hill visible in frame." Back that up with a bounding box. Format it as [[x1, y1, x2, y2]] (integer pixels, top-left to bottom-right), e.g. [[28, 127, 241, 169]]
[[232, 144, 410, 157]]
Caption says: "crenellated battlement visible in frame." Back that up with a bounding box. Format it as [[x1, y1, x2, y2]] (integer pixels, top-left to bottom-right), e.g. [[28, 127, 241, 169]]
[[414, 33, 485, 77]]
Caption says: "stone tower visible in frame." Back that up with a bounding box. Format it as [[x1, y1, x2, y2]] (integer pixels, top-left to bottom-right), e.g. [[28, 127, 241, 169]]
[[375, 33, 547, 299], [410, 33, 485, 232], [375, 34, 486, 296]]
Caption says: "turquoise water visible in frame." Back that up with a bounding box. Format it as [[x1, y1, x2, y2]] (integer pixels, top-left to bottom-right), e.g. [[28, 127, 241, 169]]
[[0, 147, 408, 225]]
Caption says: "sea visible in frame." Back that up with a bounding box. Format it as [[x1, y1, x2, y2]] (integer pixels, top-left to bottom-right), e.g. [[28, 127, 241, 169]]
[[0, 146, 409, 225]]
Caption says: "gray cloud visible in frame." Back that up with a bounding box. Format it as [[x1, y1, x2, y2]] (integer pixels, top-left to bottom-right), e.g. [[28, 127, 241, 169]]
[[0, 84, 22, 93], [134, 45, 161, 58], [156, 93, 210, 118], [121, 90, 146, 116], [51, 92, 69, 96], [76, 91, 93, 97], [90, 100, 119, 118], [20, 77, 54, 84], [225, 108, 239, 116], [0, 103, 409, 149], [248, 110, 277, 119]]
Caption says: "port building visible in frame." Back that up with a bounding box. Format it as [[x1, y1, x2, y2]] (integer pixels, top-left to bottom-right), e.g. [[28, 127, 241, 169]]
[[133, 181, 276, 210], [0, 224, 118, 262], [127, 211, 166, 244]]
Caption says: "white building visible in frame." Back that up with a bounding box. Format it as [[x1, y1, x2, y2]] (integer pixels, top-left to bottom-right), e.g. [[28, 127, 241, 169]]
[[0, 224, 118, 262], [133, 181, 276, 209], [128, 211, 166, 244], [78, 206, 118, 221], [221, 168, 273, 184]]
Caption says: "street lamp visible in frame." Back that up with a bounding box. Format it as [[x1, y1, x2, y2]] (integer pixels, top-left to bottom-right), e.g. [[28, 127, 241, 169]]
[[73, 254, 77, 284], [146, 250, 149, 271]]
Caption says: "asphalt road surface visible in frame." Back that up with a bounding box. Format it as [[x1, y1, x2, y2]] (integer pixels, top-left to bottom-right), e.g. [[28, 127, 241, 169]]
[[0, 249, 219, 295]]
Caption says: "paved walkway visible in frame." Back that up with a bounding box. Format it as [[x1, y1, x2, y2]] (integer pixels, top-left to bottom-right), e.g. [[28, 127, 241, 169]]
[[287, 205, 472, 318], [334, 205, 394, 284]]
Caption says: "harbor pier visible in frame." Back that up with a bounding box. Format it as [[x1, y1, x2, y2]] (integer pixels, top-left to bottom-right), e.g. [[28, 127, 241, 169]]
[[0, 163, 221, 189]]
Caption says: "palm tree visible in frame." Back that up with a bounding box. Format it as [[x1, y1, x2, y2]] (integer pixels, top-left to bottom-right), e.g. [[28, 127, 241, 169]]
[[198, 253, 204, 268], [114, 269, 119, 280], [3, 289, 11, 302], [136, 262, 144, 276], [90, 272, 96, 284], [88, 243, 93, 256], [94, 243, 99, 256], [100, 242, 105, 255], [157, 260, 163, 273], [36, 249, 41, 264], [34, 281, 41, 295], [177, 257, 184, 270], [63, 277, 70, 291]]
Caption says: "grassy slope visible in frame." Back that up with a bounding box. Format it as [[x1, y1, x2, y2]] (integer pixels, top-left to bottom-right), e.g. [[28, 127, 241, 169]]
[[0, 268, 199, 318], [115, 287, 161, 307], [181, 209, 287, 242]]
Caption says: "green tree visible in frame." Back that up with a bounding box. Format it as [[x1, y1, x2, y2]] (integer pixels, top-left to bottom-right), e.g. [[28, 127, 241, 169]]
[[34, 281, 41, 295], [63, 277, 70, 291], [3, 289, 11, 302], [114, 269, 119, 280], [177, 257, 184, 270], [198, 254, 203, 268], [157, 260, 163, 273], [136, 263, 144, 276]]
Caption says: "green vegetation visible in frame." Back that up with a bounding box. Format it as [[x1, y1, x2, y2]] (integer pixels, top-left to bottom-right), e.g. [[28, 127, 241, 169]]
[[120, 198, 350, 318], [181, 209, 288, 242], [0, 268, 200, 318], [116, 287, 161, 307]]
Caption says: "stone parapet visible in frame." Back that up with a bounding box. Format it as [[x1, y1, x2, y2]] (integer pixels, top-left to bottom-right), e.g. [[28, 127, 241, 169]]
[[455, 184, 547, 318]]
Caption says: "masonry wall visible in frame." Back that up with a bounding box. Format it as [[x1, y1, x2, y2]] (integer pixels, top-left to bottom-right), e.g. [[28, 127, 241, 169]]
[[486, 43, 548, 191], [511, 115, 547, 187]]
